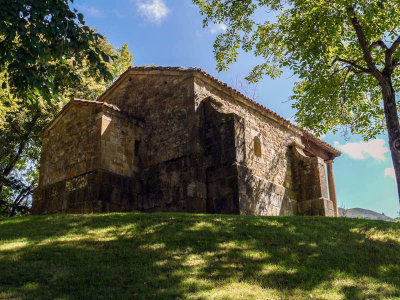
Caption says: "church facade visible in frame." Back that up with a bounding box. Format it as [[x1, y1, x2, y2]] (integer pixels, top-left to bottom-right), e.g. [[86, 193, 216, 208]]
[[32, 67, 341, 216]]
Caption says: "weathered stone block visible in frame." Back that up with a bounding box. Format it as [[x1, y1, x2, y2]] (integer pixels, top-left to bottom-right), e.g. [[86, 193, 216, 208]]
[[297, 198, 335, 217], [32, 169, 140, 214]]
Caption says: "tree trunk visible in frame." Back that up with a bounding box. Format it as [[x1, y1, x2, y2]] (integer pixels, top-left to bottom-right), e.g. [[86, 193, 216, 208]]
[[381, 76, 400, 203], [9, 187, 30, 217], [0, 112, 40, 195]]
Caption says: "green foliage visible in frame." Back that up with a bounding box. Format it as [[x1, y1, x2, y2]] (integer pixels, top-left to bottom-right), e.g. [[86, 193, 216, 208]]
[[0, 0, 113, 103], [1, 213, 400, 299], [0, 97, 58, 216], [110, 43, 134, 84], [62, 41, 134, 100], [193, 0, 400, 138]]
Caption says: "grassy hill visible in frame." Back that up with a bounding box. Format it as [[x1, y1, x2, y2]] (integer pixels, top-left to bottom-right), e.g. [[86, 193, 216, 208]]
[[1, 213, 400, 300], [338, 208, 395, 221]]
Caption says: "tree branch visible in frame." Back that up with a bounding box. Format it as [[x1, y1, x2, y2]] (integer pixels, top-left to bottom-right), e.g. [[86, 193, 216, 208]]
[[370, 40, 388, 51], [2, 116, 38, 178], [389, 35, 400, 55], [323, 64, 349, 78], [10, 184, 34, 217], [338, 66, 352, 97], [393, 58, 400, 68], [0, 112, 40, 195], [332, 58, 370, 73], [346, 7, 383, 81]]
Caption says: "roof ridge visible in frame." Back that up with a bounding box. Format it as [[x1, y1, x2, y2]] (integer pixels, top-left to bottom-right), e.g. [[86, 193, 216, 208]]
[[42, 98, 127, 133], [71, 99, 145, 123], [72, 98, 121, 111]]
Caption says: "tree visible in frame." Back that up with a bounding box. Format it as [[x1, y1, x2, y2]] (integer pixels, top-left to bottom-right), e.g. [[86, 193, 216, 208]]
[[0, 0, 113, 103], [0, 97, 47, 216], [193, 0, 400, 202], [0, 41, 134, 216], [109, 44, 134, 85]]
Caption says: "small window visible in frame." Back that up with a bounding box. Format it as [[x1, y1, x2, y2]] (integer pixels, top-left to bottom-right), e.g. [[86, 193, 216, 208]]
[[134, 140, 140, 157], [254, 136, 262, 157]]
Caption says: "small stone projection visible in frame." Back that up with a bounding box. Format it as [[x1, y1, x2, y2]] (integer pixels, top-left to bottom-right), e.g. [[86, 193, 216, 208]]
[[32, 67, 341, 216]]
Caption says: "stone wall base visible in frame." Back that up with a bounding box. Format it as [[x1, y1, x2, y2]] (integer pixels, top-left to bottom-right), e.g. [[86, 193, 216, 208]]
[[32, 169, 141, 214], [32, 170, 335, 217], [297, 197, 335, 216]]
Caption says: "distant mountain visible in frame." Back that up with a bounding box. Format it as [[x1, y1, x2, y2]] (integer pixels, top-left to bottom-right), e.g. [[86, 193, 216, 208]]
[[338, 208, 394, 221]]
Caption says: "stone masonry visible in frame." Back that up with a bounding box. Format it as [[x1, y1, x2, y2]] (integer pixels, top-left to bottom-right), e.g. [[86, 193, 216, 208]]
[[32, 67, 341, 216]]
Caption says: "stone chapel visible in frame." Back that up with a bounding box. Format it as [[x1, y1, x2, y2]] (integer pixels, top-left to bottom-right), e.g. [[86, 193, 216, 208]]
[[32, 66, 341, 216]]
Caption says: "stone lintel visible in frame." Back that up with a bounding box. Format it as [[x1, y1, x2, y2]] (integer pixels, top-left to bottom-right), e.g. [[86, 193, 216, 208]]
[[202, 96, 223, 107], [301, 137, 332, 160], [289, 141, 305, 150]]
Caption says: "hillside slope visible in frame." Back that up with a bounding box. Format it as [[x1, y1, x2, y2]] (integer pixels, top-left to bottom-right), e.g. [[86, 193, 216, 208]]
[[339, 208, 395, 221], [1, 213, 400, 300]]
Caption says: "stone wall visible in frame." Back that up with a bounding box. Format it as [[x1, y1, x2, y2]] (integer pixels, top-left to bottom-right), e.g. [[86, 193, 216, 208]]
[[39, 105, 102, 187], [99, 109, 142, 177], [201, 101, 242, 214], [291, 144, 334, 216], [100, 70, 208, 212], [39, 104, 142, 186], [194, 75, 300, 216], [101, 70, 194, 167], [140, 157, 207, 212], [33, 103, 143, 214], [32, 169, 140, 214]]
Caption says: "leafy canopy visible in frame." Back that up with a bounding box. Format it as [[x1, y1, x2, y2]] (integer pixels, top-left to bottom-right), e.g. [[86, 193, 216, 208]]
[[0, 0, 113, 102], [193, 0, 400, 138]]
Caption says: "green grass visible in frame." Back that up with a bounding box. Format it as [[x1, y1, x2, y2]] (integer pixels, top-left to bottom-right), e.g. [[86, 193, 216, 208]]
[[1, 213, 400, 299]]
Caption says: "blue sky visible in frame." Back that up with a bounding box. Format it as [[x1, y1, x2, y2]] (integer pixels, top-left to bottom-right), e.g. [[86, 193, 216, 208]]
[[74, 0, 399, 218]]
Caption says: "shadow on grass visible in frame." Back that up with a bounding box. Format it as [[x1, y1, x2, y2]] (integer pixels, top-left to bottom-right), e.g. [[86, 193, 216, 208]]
[[0, 213, 400, 299]]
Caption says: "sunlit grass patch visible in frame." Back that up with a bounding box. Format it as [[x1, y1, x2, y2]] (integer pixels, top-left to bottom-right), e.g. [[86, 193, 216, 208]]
[[188, 220, 218, 232], [0, 238, 29, 251], [0, 213, 399, 299], [195, 281, 283, 300]]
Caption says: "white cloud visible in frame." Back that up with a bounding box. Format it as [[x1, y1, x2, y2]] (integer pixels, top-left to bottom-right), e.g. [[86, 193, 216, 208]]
[[76, 4, 102, 17], [210, 23, 227, 34], [334, 139, 389, 161], [136, 0, 170, 23], [385, 168, 396, 180]]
